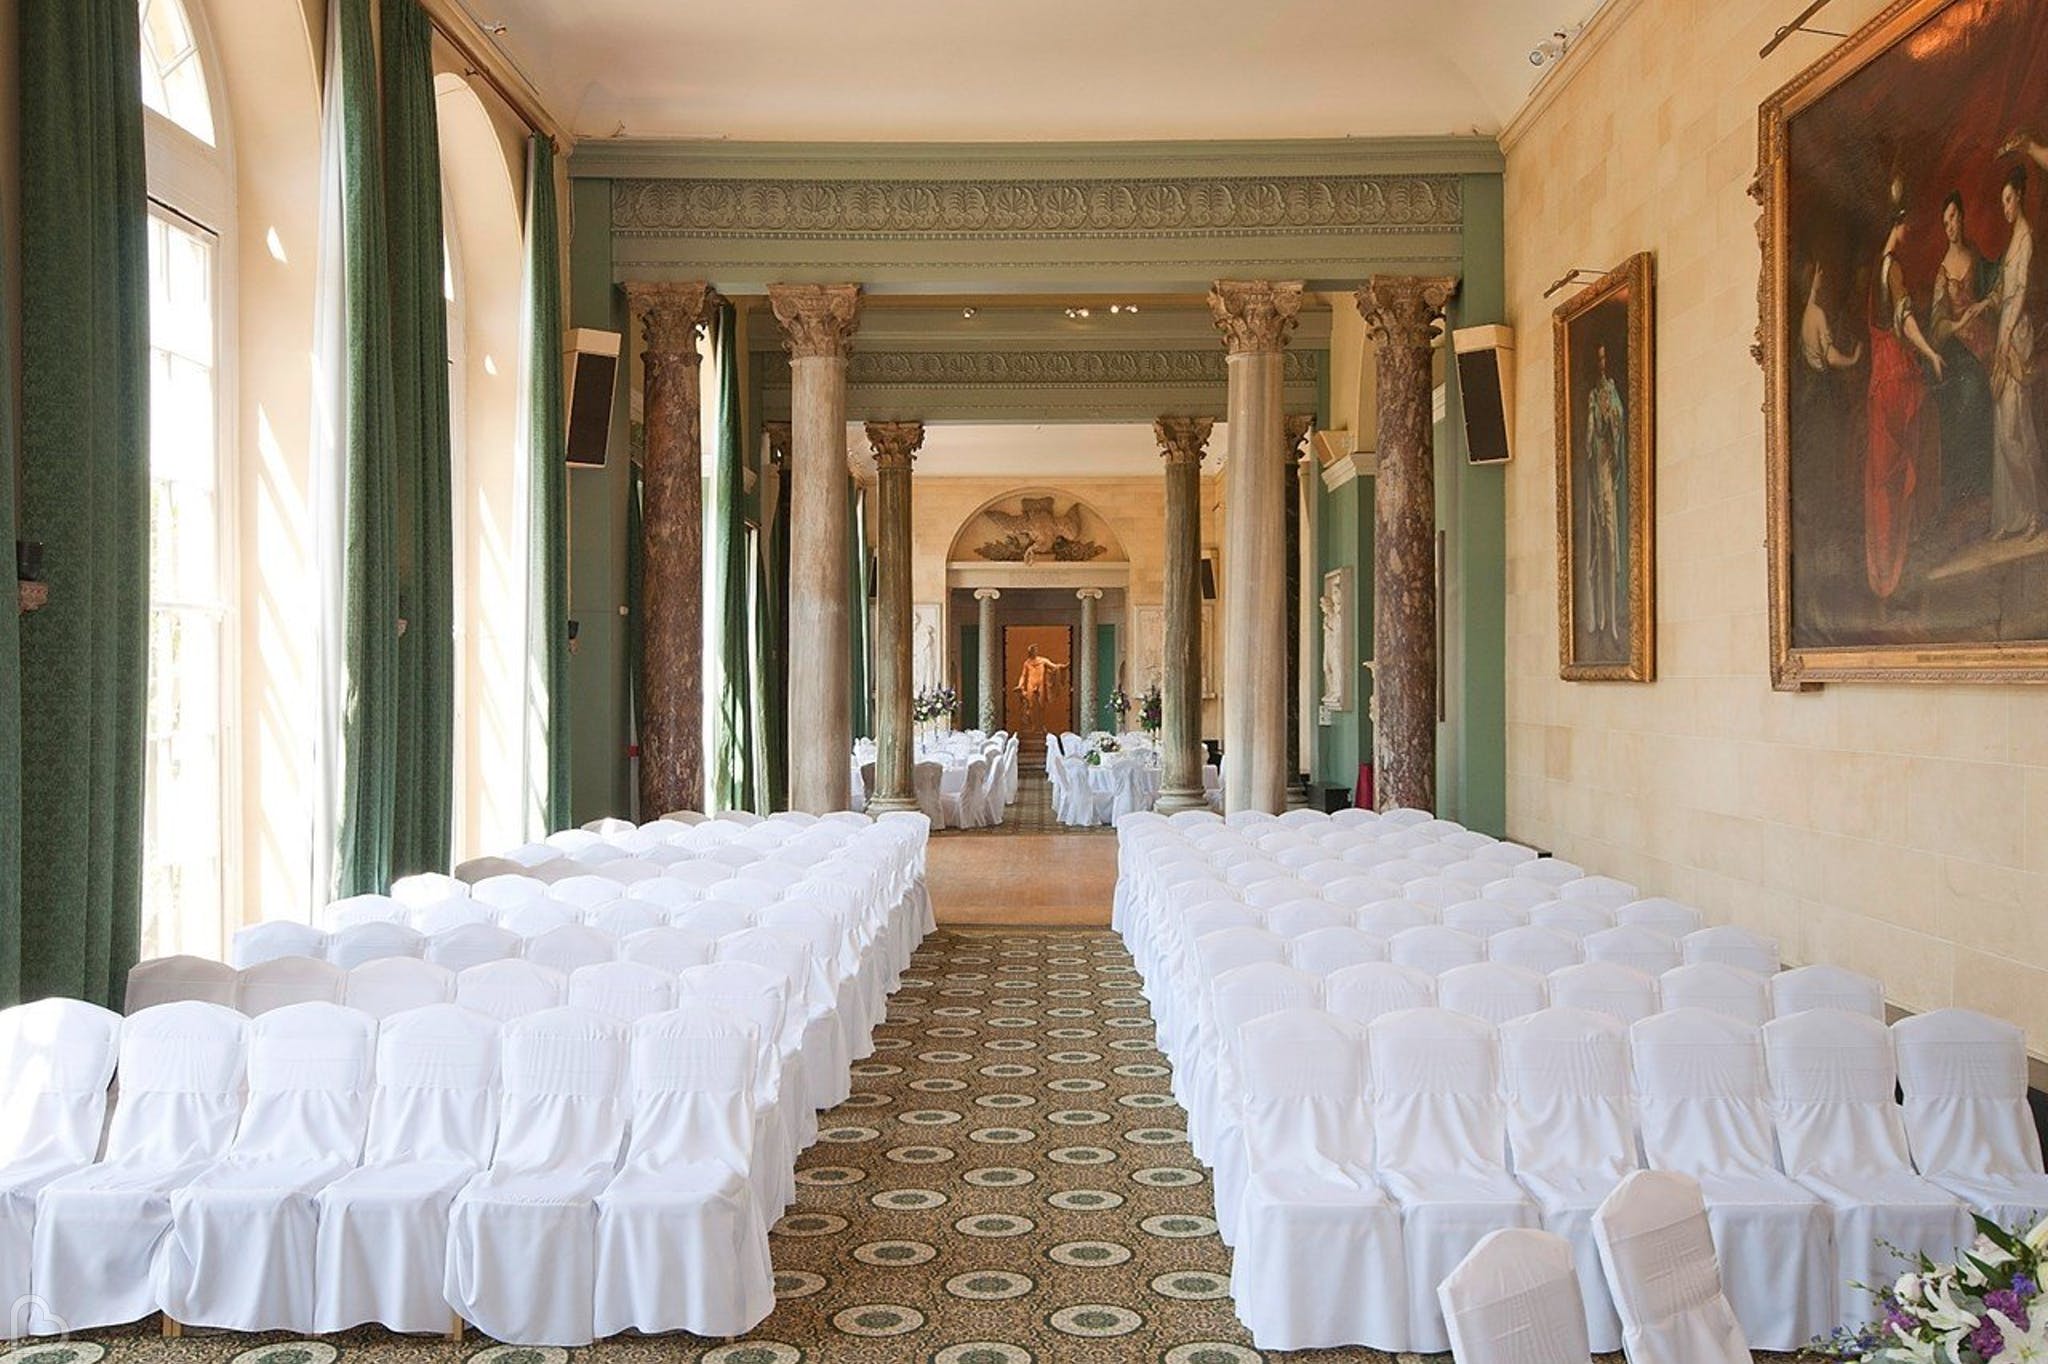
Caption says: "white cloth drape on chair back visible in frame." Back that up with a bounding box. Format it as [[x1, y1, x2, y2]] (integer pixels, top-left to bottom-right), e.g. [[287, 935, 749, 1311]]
[[1592, 1170, 1751, 1364], [1437, 1227, 1594, 1364], [1893, 1008, 2048, 1226]]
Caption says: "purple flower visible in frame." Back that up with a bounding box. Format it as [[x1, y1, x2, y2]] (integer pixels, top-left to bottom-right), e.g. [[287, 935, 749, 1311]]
[[1886, 1306, 1919, 1337], [1987, 1286, 2033, 1332], [1968, 1320, 2006, 1358], [2016, 1273, 2039, 1299]]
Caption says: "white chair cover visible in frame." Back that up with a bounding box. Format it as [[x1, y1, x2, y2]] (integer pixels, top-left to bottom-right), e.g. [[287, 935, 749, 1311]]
[[1286, 926, 1389, 977], [1528, 902, 1614, 939], [524, 924, 616, 977], [1356, 900, 1436, 937], [1660, 962, 1769, 1026], [1681, 925, 1780, 977], [1322, 874, 1399, 908], [1763, 1009, 1972, 1325], [1629, 1008, 1834, 1349], [0, 999, 122, 1318], [543, 874, 625, 913], [1894, 1008, 2048, 1226], [1771, 963, 1885, 1020], [313, 1003, 500, 1333], [1368, 1007, 1538, 1352], [1616, 897, 1702, 938], [1548, 961, 1659, 1026], [1389, 925, 1485, 976], [593, 858, 664, 885], [1583, 924, 1682, 977], [1592, 1170, 1750, 1364], [1263, 899, 1353, 938], [568, 961, 676, 1023], [344, 957, 456, 1019], [1443, 900, 1527, 939], [619, 926, 717, 975], [125, 955, 238, 1013], [326, 921, 427, 971], [1438, 1227, 1594, 1364], [497, 901, 579, 940], [415, 896, 495, 935], [1438, 962, 1548, 1027], [425, 923, 521, 974], [678, 901, 756, 939], [591, 1005, 775, 1337], [444, 1007, 628, 1345], [155, 1002, 378, 1331], [1205, 963, 1323, 1228], [391, 873, 468, 907], [1242, 878, 1317, 910], [232, 920, 328, 968], [236, 957, 347, 1015], [1230, 1009, 1408, 1351], [718, 928, 847, 1111], [470, 874, 547, 911], [676, 962, 802, 1215], [324, 893, 409, 930], [1483, 878, 1561, 909], [1500, 1007, 1637, 1352], [1556, 875, 1637, 907], [1489, 925, 1583, 977], [454, 960, 566, 1023], [453, 856, 524, 884], [1324, 961, 1436, 1026], [1514, 858, 1586, 885], [30, 1002, 247, 1332], [585, 901, 664, 940], [1403, 874, 1471, 911]]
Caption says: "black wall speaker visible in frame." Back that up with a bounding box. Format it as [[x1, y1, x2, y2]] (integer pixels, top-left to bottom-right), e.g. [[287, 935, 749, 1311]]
[[1200, 555, 1217, 601], [564, 328, 622, 467], [1451, 324, 1516, 466]]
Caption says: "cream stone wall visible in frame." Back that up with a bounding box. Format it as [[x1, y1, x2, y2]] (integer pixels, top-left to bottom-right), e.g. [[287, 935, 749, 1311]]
[[1501, 0, 2048, 1054]]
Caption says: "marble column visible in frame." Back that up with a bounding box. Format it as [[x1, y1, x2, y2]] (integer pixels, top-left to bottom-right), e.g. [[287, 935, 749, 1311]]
[[865, 421, 924, 814], [1209, 280, 1302, 814], [1358, 274, 1457, 813], [1075, 589, 1103, 734], [769, 283, 862, 812], [1284, 414, 1313, 809], [1154, 417, 1213, 813], [623, 281, 718, 819], [975, 588, 1002, 732]]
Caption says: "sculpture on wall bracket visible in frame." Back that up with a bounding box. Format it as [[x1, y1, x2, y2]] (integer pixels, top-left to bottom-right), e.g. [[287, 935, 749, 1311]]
[[1318, 567, 1353, 722], [975, 496, 1108, 564]]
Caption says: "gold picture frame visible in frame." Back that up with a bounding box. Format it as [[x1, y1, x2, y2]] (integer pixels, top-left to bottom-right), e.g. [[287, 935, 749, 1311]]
[[1756, 0, 2048, 687], [1554, 251, 1656, 682]]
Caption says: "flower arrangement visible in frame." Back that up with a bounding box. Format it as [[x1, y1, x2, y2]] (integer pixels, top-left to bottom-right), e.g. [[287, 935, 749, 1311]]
[[1107, 687, 1133, 725], [911, 684, 959, 727], [1086, 736, 1122, 767], [1816, 1215, 2048, 1363], [1139, 684, 1162, 735]]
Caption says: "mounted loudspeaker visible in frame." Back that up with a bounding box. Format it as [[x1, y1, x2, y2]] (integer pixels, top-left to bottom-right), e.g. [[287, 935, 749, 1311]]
[[564, 328, 622, 467], [1451, 324, 1516, 466]]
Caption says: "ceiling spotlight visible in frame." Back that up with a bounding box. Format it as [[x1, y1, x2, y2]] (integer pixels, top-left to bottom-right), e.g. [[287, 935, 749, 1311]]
[[1077, 307, 1091, 318], [1109, 304, 1121, 314], [1125, 304, 1138, 313], [1529, 28, 1573, 66], [961, 306, 977, 319]]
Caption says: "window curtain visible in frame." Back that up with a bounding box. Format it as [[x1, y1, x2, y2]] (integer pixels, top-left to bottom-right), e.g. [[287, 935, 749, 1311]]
[[329, 0, 401, 900], [0, 167, 18, 1003], [13, 0, 150, 1006], [522, 135, 570, 834], [849, 482, 872, 741], [708, 302, 755, 811], [765, 463, 791, 810], [382, 0, 454, 876]]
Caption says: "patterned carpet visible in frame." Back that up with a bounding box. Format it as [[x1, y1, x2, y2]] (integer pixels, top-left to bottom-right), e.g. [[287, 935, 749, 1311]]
[[21, 928, 1806, 1363]]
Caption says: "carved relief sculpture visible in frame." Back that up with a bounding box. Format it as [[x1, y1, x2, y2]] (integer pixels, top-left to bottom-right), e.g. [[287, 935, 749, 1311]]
[[975, 496, 1108, 563]]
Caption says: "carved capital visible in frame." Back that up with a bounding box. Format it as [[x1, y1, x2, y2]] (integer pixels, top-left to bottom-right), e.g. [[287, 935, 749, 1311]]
[[1356, 274, 1458, 350], [1284, 414, 1314, 455], [768, 282, 863, 359], [624, 281, 718, 357], [1207, 280, 1304, 355], [864, 419, 925, 471], [974, 587, 1001, 602], [764, 420, 793, 466], [1154, 415, 1215, 467], [1076, 588, 1104, 602]]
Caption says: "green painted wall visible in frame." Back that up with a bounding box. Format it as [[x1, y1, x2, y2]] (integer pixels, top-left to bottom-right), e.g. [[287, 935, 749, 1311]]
[[1091, 623, 1117, 732], [565, 175, 633, 824]]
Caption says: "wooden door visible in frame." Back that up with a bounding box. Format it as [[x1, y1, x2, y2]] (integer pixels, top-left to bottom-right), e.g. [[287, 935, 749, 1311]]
[[1003, 625, 1073, 739]]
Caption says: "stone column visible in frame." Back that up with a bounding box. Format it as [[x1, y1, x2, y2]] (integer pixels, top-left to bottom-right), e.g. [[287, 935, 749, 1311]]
[[1154, 416, 1213, 814], [975, 588, 1002, 732], [624, 281, 718, 819], [1075, 588, 1103, 734], [1358, 275, 1457, 813], [769, 283, 862, 812], [1209, 280, 1303, 814], [866, 420, 924, 814], [1284, 414, 1313, 809]]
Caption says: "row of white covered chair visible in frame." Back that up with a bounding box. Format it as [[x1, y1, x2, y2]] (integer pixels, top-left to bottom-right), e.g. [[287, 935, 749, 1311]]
[[0, 997, 795, 1345]]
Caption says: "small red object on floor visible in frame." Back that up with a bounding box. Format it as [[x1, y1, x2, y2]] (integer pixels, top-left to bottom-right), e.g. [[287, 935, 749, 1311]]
[[1354, 762, 1374, 810]]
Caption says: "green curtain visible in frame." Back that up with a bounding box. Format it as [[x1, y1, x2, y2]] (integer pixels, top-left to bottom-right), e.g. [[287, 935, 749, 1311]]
[[624, 457, 644, 809], [14, 0, 149, 1006], [708, 303, 753, 811], [745, 529, 774, 813], [0, 148, 18, 1003], [524, 135, 571, 833], [848, 483, 872, 741], [382, 0, 454, 876], [330, 0, 401, 898], [765, 465, 790, 810]]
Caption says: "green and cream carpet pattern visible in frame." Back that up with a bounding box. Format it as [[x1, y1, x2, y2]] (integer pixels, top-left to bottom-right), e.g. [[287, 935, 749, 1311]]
[[15, 928, 1801, 1363]]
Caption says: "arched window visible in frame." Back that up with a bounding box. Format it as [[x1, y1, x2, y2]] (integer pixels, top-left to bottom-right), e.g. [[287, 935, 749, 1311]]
[[140, 0, 235, 959]]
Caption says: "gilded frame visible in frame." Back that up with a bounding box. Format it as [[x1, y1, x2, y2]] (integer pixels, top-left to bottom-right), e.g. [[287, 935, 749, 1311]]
[[1756, 0, 2048, 688], [1554, 251, 1656, 682]]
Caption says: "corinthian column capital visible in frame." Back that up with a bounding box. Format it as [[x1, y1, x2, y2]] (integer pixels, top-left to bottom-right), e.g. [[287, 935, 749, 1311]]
[[624, 281, 719, 357], [1154, 415, 1215, 467], [1356, 275, 1459, 349], [768, 283, 863, 359], [1207, 280, 1304, 355], [865, 419, 925, 471]]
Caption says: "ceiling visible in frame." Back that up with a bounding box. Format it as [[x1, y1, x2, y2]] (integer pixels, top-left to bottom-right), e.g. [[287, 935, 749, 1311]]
[[470, 0, 1595, 143]]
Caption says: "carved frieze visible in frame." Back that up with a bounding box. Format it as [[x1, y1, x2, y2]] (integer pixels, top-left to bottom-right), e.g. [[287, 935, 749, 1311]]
[[758, 348, 1320, 390]]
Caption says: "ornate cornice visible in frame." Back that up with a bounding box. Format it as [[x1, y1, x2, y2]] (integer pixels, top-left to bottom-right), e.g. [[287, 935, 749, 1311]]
[[767, 282, 862, 359], [1209, 280, 1305, 355], [612, 175, 1463, 240], [1357, 274, 1459, 349], [758, 347, 1321, 390], [864, 420, 925, 470], [623, 281, 718, 356], [1154, 416, 1215, 466]]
